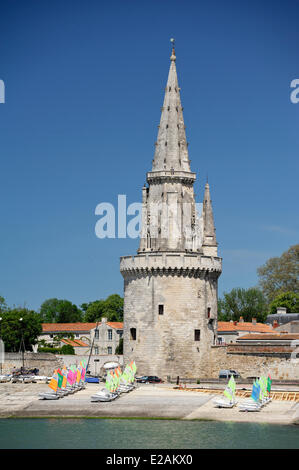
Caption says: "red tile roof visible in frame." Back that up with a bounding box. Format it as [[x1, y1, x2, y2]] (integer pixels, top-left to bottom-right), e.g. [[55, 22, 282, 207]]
[[42, 322, 123, 333], [61, 338, 89, 347], [107, 322, 123, 330], [237, 333, 299, 341], [217, 321, 274, 333], [42, 323, 97, 332]]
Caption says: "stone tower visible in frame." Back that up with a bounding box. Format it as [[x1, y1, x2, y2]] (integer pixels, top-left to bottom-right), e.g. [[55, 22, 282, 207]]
[[120, 43, 222, 379]]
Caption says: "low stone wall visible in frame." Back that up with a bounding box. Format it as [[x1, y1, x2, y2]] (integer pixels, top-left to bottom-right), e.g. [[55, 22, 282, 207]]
[[1, 353, 124, 377], [1, 352, 62, 376], [58, 354, 123, 376], [209, 346, 299, 380]]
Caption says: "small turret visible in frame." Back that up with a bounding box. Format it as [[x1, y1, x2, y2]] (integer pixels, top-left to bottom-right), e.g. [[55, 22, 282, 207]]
[[202, 182, 218, 256]]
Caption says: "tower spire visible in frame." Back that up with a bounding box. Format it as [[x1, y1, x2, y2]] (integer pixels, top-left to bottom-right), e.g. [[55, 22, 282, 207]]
[[202, 182, 218, 256], [152, 39, 191, 173]]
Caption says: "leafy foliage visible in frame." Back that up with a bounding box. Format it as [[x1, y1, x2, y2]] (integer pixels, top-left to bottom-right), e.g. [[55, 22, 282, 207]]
[[257, 244, 299, 302], [218, 287, 268, 323], [268, 291, 299, 314], [59, 344, 75, 355], [39, 298, 83, 323], [82, 300, 106, 322], [0, 295, 8, 313], [115, 337, 123, 355], [38, 344, 75, 354], [0, 308, 42, 352], [82, 294, 123, 322], [38, 346, 61, 354]]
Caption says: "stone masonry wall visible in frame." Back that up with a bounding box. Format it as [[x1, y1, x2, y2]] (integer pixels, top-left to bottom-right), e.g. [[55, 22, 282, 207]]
[[123, 268, 219, 379], [1, 352, 63, 376], [1, 353, 124, 377], [208, 346, 299, 381], [60, 354, 123, 376]]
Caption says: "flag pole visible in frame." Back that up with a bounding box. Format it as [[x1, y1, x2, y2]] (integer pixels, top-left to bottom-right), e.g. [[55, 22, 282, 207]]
[[86, 321, 99, 380]]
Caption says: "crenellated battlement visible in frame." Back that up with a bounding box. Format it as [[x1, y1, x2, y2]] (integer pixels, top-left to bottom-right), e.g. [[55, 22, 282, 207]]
[[120, 252, 222, 277]]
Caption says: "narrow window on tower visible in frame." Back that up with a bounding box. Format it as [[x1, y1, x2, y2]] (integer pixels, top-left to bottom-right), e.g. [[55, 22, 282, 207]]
[[130, 328, 136, 340], [207, 307, 211, 318], [194, 330, 201, 341], [158, 304, 164, 315]]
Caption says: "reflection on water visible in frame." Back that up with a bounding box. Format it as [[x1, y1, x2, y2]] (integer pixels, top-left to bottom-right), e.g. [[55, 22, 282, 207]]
[[0, 419, 299, 449]]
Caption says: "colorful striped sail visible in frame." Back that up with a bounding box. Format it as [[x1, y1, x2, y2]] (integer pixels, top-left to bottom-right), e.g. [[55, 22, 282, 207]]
[[260, 376, 268, 398], [267, 375, 272, 393], [48, 371, 58, 392], [223, 375, 235, 401], [105, 374, 113, 392], [76, 366, 82, 383], [67, 369, 74, 385], [61, 366, 68, 388], [251, 381, 260, 402], [80, 361, 86, 381], [57, 371, 64, 389]]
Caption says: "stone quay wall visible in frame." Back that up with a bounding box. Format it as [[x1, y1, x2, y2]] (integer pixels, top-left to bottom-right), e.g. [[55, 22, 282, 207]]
[[208, 345, 299, 381], [1, 353, 124, 376], [60, 354, 123, 376], [1, 352, 62, 376]]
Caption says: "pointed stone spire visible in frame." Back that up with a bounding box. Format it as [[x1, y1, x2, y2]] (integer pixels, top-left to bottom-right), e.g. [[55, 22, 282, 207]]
[[152, 40, 191, 173], [202, 182, 218, 256], [139, 41, 199, 254]]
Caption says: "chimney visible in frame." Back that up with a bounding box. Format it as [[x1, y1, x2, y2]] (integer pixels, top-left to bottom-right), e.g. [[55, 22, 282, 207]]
[[252, 318, 257, 325], [277, 307, 287, 314], [101, 317, 107, 323], [233, 321, 237, 326], [273, 320, 279, 328], [239, 316, 244, 323]]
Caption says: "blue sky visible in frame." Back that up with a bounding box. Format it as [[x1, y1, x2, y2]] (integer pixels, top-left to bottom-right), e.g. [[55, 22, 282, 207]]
[[0, 0, 298, 311]]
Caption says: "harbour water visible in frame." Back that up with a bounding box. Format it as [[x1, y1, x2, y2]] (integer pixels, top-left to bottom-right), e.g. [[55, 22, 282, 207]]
[[0, 418, 299, 449]]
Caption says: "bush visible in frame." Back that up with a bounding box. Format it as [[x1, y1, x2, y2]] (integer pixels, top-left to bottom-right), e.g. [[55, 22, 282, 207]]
[[38, 344, 75, 355], [269, 292, 299, 314], [59, 344, 75, 355], [115, 337, 123, 355], [38, 346, 60, 354]]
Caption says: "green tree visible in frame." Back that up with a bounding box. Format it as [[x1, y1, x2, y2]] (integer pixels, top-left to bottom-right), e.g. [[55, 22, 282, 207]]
[[218, 287, 268, 323], [0, 308, 42, 352], [0, 295, 8, 313], [39, 298, 83, 323], [115, 337, 123, 355], [83, 300, 106, 322], [103, 294, 123, 322], [257, 244, 299, 302], [82, 294, 123, 322], [268, 291, 299, 314], [59, 344, 75, 355]]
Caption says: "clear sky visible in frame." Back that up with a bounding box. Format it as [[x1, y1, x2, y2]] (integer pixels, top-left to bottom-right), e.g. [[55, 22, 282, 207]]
[[0, 0, 298, 311]]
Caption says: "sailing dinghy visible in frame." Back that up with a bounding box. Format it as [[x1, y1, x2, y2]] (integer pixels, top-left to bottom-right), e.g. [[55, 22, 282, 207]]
[[238, 380, 262, 412], [213, 375, 237, 408]]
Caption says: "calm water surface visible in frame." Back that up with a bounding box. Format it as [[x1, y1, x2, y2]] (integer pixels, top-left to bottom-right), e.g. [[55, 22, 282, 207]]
[[0, 419, 298, 449]]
